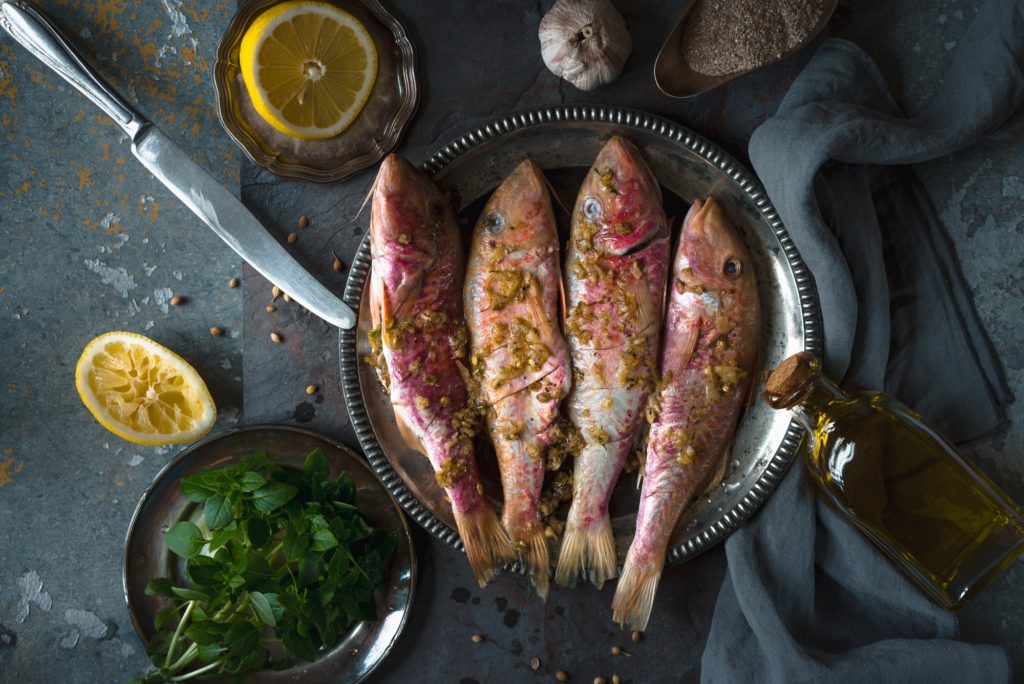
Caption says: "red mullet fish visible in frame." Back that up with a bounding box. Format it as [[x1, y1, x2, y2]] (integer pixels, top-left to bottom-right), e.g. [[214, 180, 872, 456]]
[[367, 154, 513, 587], [555, 136, 671, 589], [612, 197, 760, 631], [464, 160, 572, 599]]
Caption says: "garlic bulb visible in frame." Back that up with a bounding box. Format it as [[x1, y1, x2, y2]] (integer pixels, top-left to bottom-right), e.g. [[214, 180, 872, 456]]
[[538, 0, 631, 91]]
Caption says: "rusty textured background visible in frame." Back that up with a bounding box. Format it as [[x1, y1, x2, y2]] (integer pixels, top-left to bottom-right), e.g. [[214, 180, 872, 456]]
[[1, 1, 1022, 682]]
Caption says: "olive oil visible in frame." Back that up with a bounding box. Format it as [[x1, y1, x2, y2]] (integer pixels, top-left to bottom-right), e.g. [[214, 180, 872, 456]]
[[766, 353, 1024, 609]]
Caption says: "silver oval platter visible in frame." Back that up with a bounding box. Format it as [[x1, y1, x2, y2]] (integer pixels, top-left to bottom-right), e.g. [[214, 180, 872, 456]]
[[123, 425, 415, 683], [340, 105, 821, 567]]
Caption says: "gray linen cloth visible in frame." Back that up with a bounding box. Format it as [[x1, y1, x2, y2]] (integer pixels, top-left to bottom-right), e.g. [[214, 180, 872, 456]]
[[702, 1, 1023, 682]]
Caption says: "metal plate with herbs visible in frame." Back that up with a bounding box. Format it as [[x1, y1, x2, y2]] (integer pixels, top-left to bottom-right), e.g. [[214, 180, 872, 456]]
[[339, 105, 821, 568], [122, 425, 415, 683]]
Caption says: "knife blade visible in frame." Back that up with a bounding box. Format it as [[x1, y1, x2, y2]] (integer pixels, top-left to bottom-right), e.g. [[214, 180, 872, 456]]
[[0, 0, 357, 330]]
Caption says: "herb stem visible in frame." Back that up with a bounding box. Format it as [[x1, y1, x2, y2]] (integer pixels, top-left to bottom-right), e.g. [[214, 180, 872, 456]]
[[167, 658, 223, 681], [164, 600, 196, 669], [167, 642, 198, 673]]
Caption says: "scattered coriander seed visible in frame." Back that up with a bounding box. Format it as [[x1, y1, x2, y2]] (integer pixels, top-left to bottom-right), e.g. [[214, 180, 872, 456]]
[[265, 305, 277, 313], [470, 634, 484, 644], [594, 678, 607, 684], [228, 276, 239, 289], [170, 295, 184, 306], [612, 676, 621, 684], [332, 250, 344, 272], [270, 332, 282, 343], [631, 630, 642, 643], [283, 293, 292, 303], [531, 657, 541, 671], [298, 214, 309, 229], [305, 384, 318, 396], [555, 671, 569, 682], [271, 285, 281, 300], [209, 326, 223, 337], [611, 645, 623, 656], [287, 232, 298, 244]]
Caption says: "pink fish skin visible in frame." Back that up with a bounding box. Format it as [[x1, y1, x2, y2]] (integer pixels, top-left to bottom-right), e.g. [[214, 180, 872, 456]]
[[368, 154, 513, 587], [612, 197, 761, 631], [464, 159, 571, 600], [555, 136, 671, 589]]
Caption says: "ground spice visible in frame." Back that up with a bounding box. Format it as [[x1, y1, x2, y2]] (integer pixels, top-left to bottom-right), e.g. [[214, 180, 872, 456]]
[[681, 0, 823, 76]]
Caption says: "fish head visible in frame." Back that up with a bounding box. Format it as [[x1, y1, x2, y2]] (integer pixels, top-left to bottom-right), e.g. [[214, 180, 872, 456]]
[[676, 197, 752, 291], [476, 159, 554, 255], [575, 136, 666, 255], [370, 154, 453, 260]]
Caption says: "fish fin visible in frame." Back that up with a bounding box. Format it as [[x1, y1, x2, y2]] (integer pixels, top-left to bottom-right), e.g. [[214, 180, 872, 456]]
[[355, 172, 380, 222], [454, 503, 516, 588], [522, 524, 551, 601], [611, 547, 664, 633], [394, 410, 427, 455], [554, 514, 617, 589], [559, 274, 568, 330], [538, 164, 569, 216], [368, 269, 386, 330], [702, 443, 731, 496]]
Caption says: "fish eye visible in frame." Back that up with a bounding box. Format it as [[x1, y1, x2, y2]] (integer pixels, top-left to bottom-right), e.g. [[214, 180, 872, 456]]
[[723, 257, 743, 279], [583, 197, 601, 220], [484, 211, 506, 233], [430, 202, 445, 218]]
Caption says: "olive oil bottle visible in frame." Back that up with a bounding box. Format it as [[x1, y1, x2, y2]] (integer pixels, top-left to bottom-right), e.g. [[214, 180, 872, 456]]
[[765, 352, 1024, 609]]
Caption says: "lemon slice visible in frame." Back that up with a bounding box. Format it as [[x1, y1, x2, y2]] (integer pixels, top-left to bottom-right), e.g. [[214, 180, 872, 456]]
[[239, 1, 378, 140], [75, 332, 216, 446]]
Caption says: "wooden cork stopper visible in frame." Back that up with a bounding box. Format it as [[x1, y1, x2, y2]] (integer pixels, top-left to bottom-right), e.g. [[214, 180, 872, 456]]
[[764, 352, 821, 408]]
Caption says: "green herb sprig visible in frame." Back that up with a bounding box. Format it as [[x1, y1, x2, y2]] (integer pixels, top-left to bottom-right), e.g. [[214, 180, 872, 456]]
[[131, 449, 396, 682]]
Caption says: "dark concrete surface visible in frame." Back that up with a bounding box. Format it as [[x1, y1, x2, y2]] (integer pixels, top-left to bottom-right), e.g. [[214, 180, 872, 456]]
[[1, 1, 1022, 682]]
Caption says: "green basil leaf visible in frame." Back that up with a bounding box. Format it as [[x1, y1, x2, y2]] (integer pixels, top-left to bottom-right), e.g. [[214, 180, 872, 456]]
[[204, 494, 233, 530], [248, 591, 276, 627], [281, 627, 318, 662], [153, 606, 178, 631], [237, 471, 267, 493], [196, 642, 225, 664], [164, 521, 204, 558], [264, 592, 285, 623], [251, 482, 298, 512], [180, 471, 228, 502], [170, 586, 210, 601], [247, 517, 270, 548], [144, 578, 175, 597], [311, 528, 338, 552], [303, 448, 329, 482], [207, 521, 238, 552], [223, 621, 260, 654]]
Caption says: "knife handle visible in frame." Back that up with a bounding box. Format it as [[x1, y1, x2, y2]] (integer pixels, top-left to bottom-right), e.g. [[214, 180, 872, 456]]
[[0, 0, 146, 138]]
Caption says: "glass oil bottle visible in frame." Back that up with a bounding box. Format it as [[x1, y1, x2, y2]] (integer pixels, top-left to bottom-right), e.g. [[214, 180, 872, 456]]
[[765, 352, 1024, 609]]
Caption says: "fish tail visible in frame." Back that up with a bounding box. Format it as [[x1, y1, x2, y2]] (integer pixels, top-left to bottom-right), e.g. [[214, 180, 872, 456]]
[[453, 503, 516, 588], [554, 514, 617, 589], [611, 546, 664, 633], [522, 524, 551, 600]]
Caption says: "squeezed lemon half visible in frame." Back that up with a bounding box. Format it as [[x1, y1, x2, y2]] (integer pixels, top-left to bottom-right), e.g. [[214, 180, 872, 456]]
[[239, 1, 378, 140], [75, 332, 216, 446]]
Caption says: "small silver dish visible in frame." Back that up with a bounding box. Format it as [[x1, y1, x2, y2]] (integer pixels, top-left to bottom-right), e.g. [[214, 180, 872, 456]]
[[122, 425, 415, 683], [654, 0, 839, 98], [213, 0, 418, 182]]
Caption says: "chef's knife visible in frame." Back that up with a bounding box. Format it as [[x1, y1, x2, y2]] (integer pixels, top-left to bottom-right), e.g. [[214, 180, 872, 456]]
[[0, 0, 357, 330]]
